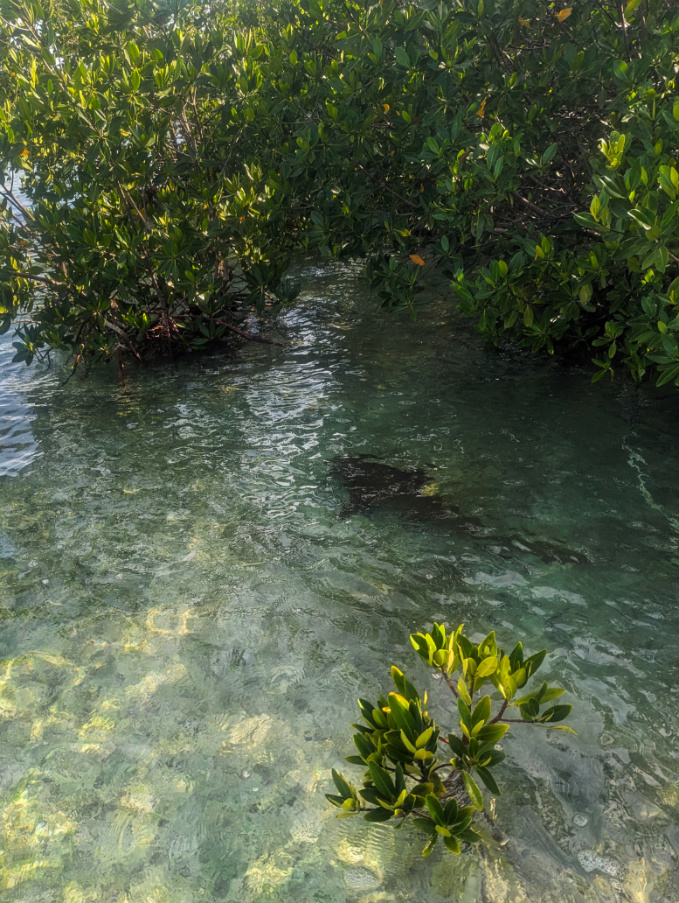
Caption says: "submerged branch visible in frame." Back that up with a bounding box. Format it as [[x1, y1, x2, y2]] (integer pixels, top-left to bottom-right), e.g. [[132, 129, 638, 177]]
[[441, 669, 459, 698], [214, 319, 284, 345], [489, 699, 509, 724]]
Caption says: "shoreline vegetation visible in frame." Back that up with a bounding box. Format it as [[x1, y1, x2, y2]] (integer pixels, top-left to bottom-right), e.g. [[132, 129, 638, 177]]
[[0, 0, 678, 386]]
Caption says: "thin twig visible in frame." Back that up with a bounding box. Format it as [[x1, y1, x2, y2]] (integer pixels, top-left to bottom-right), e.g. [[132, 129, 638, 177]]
[[214, 319, 284, 345], [489, 699, 509, 724], [440, 669, 459, 698], [0, 184, 35, 222], [619, 0, 631, 59], [355, 163, 420, 210], [513, 191, 566, 220], [104, 318, 142, 361]]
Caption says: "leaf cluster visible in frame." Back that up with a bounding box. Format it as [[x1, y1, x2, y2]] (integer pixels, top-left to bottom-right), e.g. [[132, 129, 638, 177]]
[[0, 0, 299, 365], [3, 0, 679, 386], [327, 622, 574, 857]]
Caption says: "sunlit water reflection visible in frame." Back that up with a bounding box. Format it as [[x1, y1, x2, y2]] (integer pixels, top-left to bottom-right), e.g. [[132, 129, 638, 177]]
[[0, 261, 678, 902]]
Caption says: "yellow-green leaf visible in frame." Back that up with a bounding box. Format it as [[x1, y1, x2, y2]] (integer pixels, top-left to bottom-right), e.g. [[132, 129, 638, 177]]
[[476, 656, 498, 679], [462, 772, 484, 811]]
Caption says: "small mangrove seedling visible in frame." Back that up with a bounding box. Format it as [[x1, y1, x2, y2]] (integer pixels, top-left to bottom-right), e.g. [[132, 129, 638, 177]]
[[327, 623, 574, 856]]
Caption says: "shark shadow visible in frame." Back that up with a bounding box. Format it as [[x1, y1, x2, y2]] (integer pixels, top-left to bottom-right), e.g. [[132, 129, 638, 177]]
[[328, 454, 587, 565]]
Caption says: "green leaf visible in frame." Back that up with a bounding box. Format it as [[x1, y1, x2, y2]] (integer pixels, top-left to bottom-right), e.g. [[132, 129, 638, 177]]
[[541, 687, 566, 703], [447, 733, 467, 758], [457, 676, 472, 705], [519, 697, 540, 720], [359, 787, 383, 806], [457, 697, 472, 735], [414, 747, 435, 763], [539, 704, 573, 723], [443, 798, 459, 823], [363, 807, 393, 822], [479, 748, 506, 768], [422, 833, 438, 856], [411, 782, 434, 799], [390, 666, 420, 701], [475, 657, 498, 679], [332, 769, 354, 799], [462, 772, 484, 811], [410, 633, 433, 663], [443, 835, 461, 853], [475, 723, 509, 744], [508, 642, 523, 669], [431, 623, 446, 648], [354, 732, 374, 758], [336, 808, 360, 818], [458, 827, 482, 844], [542, 142, 558, 164], [411, 816, 437, 834], [594, 174, 626, 199], [472, 695, 491, 728], [656, 363, 679, 387], [399, 729, 417, 754], [358, 698, 379, 727], [368, 761, 396, 800], [394, 47, 410, 68], [475, 765, 501, 795], [450, 814, 473, 835], [456, 634, 474, 659], [425, 794, 446, 825], [628, 208, 654, 230], [523, 649, 547, 679], [433, 649, 447, 668], [388, 693, 417, 738]]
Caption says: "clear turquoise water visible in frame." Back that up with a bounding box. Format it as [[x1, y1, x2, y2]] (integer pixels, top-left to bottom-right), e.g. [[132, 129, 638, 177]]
[[0, 261, 678, 902]]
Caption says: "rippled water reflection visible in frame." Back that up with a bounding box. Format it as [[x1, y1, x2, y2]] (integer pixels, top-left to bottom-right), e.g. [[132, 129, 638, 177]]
[[0, 261, 678, 902]]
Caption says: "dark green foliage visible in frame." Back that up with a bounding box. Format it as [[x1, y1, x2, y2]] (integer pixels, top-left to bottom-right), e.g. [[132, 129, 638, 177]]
[[0, 0, 299, 366], [277, 0, 679, 386], [327, 623, 574, 857], [2, 0, 679, 384]]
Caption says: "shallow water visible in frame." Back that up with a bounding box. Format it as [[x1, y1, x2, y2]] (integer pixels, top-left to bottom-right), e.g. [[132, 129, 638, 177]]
[[0, 261, 678, 902]]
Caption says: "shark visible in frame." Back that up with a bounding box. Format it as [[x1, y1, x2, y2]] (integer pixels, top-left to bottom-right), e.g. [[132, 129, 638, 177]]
[[328, 454, 587, 565]]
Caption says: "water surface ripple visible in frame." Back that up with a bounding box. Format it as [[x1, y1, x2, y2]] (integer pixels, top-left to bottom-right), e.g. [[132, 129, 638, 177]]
[[0, 261, 678, 902]]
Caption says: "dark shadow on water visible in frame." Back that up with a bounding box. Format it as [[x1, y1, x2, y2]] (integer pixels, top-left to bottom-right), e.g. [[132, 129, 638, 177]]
[[328, 454, 588, 565]]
